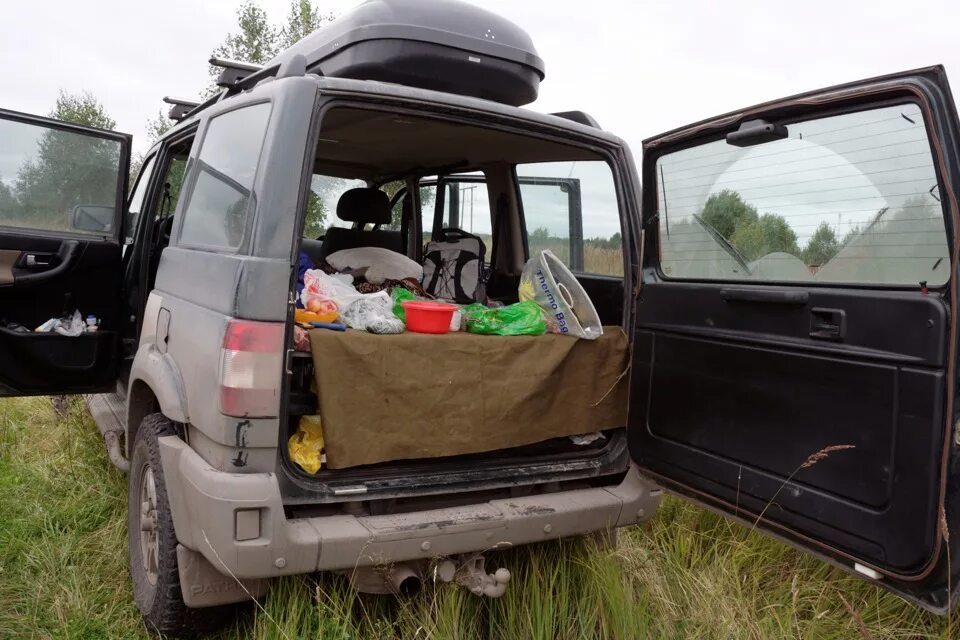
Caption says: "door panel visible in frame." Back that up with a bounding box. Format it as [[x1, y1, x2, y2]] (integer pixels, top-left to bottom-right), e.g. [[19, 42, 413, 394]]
[[0, 109, 130, 396], [631, 67, 960, 610], [633, 285, 946, 571]]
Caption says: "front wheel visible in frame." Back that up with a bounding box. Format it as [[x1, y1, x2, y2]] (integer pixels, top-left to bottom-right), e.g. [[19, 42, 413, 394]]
[[127, 414, 233, 638]]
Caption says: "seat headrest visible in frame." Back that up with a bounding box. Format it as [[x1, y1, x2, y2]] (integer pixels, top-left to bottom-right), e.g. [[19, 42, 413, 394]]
[[336, 188, 392, 225]]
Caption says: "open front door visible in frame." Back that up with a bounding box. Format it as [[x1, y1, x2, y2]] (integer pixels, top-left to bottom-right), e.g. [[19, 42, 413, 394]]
[[630, 66, 960, 611], [0, 109, 130, 396]]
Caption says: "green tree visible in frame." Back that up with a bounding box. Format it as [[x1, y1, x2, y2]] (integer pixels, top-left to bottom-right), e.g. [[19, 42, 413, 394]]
[[279, 0, 335, 48], [203, 1, 336, 237], [802, 222, 840, 266], [49, 91, 116, 130], [729, 213, 799, 261], [130, 110, 176, 181], [302, 174, 350, 239], [529, 226, 551, 245], [142, 110, 187, 209], [207, 1, 334, 95], [700, 190, 758, 239], [303, 189, 327, 239], [208, 1, 278, 92], [14, 91, 119, 229], [380, 180, 405, 230], [146, 110, 173, 144], [0, 176, 16, 217]]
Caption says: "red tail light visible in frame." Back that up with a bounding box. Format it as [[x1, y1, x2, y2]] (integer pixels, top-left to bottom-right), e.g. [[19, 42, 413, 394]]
[[219, 319, 285, 418]]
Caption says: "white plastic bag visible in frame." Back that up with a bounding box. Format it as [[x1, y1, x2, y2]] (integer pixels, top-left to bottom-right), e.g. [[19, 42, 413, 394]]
[[300, 269, 366, 311], [55, 310, 85, 337], [35, 310, 85, 336], [518, 250, 602, 340], [341, 292, 403, 334]]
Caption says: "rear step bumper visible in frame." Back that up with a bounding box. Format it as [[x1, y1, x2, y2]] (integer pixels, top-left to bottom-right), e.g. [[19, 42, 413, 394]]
[[158, 435, 661, 579]]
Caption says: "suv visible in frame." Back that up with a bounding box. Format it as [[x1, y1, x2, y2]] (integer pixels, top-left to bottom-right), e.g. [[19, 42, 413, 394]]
[[2, 0, 960, 634]]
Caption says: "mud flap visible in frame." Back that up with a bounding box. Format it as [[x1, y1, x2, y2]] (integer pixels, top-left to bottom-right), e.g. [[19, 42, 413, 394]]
[[176, 545, 271, 608]]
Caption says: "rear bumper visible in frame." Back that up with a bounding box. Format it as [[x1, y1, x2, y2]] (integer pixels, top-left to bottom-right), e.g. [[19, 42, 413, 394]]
[[159, 436, 660, 579]]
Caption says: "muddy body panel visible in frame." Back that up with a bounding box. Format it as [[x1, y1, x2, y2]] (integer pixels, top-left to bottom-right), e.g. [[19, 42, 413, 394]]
[[159, 435, 659, 579]]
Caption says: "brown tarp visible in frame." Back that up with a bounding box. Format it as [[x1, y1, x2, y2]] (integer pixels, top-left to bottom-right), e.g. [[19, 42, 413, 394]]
[[309, 327, 629, 468]]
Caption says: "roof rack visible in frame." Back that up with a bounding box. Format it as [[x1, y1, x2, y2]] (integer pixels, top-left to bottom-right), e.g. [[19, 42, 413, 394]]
[[164, 55, 307, 125], [163, 96, 201, 122], [210, 57, 264, 88]]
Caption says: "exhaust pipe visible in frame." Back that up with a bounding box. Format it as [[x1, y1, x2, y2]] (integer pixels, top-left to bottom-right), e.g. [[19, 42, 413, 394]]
[[344, 564, 422, 596], [387, 565, 422, 597]]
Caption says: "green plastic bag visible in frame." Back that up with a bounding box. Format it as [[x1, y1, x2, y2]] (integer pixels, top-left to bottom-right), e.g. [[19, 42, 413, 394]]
[[461, 301, 546, 336], [391, 288, 417, 323]]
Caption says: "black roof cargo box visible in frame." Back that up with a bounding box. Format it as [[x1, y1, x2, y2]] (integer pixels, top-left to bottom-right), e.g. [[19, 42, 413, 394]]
[[267, 0, 545, 106]]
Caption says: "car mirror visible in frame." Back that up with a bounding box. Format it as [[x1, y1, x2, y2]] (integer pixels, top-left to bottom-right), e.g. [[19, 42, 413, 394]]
[[71, 205, 115, 233]]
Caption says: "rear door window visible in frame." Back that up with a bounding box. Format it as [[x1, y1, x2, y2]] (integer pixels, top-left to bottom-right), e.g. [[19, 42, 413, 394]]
[[655, 103, 949, 286], [517, 161, 623, 277]]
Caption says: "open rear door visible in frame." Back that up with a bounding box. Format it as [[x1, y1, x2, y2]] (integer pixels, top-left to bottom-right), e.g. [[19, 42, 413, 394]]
[[630, 66, 960, 611], [0, 109, 130, 396]]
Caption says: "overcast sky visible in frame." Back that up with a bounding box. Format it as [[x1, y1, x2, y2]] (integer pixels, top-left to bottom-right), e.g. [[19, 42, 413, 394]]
[[2, 0, 958, 159]]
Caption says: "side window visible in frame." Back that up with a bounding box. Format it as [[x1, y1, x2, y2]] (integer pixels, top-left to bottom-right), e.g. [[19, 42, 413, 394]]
[[517, 161, 623, 277], [179, 103, 271, 249], [126, 155, 156, 244], [655, 103, 949, 286], [420, 175, 490, 244], [0, 116, 124, 235], [418, 183, 439, 240]]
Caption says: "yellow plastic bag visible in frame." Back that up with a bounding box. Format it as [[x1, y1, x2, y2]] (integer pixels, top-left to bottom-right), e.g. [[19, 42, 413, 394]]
[[288, 415, 325, 474]]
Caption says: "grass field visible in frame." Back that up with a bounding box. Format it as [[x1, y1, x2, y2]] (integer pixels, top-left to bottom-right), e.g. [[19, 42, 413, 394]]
[[0, 395, 955, 639]]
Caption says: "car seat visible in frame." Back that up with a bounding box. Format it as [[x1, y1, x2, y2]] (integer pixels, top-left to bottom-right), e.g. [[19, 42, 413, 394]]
[[313, 188, 403, 262]]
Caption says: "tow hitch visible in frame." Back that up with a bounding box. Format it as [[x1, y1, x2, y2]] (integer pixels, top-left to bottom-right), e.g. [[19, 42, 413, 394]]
[[453, 556, 511, 598]]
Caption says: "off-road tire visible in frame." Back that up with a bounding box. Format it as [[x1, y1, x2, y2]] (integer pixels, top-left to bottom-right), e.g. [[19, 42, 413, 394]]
[[128, 413, 234, 638]]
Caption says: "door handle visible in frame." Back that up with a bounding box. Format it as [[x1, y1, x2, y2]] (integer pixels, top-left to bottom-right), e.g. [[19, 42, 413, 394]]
[[24, 253, 54, 268], [809, 307, 845, 340], [14, 240, 79, 286]]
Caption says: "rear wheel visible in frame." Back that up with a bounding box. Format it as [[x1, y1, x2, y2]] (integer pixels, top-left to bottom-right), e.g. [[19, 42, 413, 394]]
[[127, 413, 233, 638]]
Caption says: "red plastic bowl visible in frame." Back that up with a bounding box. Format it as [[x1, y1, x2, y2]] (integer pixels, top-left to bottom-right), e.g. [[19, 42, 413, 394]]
[[402, 300, 457, 334]]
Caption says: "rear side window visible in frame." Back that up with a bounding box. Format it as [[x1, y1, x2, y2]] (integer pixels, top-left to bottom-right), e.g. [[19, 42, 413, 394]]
[[656, 103, 949, 286], [517, 161, 623, 277], [179, 103, 271, 249]]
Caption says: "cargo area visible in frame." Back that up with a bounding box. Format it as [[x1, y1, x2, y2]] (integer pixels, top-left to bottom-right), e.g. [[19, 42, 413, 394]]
[[281, 104, 631, 498]]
